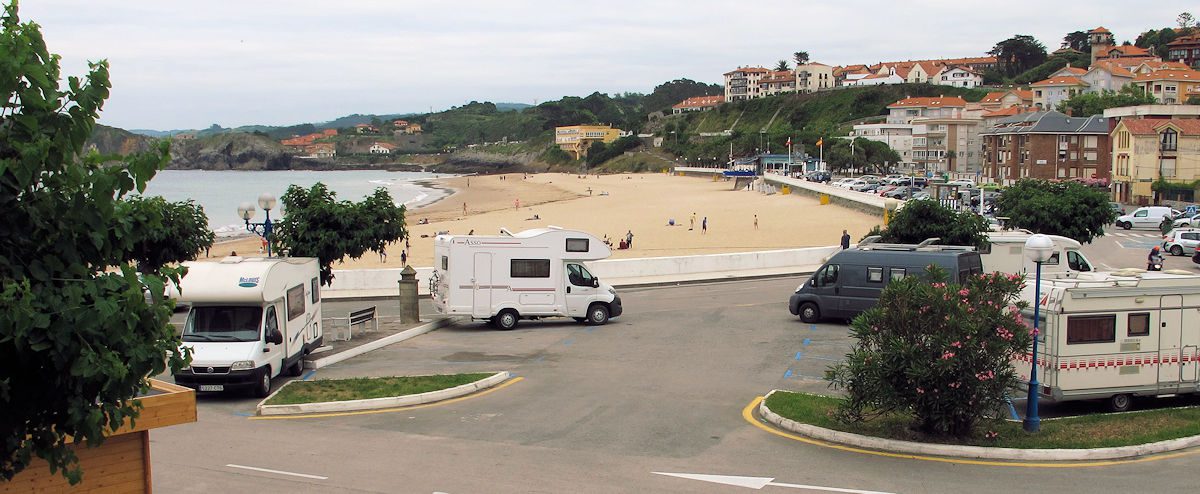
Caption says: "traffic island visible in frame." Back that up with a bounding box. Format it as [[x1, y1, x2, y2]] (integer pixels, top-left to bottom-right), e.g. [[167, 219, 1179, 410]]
[[756, 390, 1200, 461], [256, 371, 511, 416]]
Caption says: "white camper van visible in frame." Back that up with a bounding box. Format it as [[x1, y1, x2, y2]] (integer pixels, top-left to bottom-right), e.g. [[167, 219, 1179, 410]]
[[981, 231, 1094, 276], [172, 257, 324, 397], [431, 227, 622, 330], [1013, 270, 1200, 411]]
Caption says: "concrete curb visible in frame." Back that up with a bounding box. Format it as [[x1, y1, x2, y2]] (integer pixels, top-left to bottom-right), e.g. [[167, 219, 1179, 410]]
[[757, 389, 1200, 461], [256, 371, 511, 416], [303, 318, 451, 370]]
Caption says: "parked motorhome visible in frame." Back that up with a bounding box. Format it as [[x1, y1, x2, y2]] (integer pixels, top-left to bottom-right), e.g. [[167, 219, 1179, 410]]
[[1014, 270, 1200, 411], [789, 240, 984, 323], [431, 227, 622, 330], [172, 256, 323, 397], [981, 231, 1094, 276]]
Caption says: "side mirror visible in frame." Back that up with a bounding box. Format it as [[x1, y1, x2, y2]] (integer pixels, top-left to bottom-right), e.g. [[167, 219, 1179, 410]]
[[591, 279, 600, 288], [269, 329, 283, 345]]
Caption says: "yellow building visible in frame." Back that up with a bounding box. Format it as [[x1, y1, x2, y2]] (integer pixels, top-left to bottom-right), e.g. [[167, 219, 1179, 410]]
[[1132, 69, 1200, 104], [1111, 119, 1200, 204], [554, 124, 622, 159]]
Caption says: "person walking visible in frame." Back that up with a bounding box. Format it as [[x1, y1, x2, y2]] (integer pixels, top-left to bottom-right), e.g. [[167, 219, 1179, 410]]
[[754, 214, 758, 230], [625, 230, 634, 249], [841, 229, 851, 250], [380, 246, 387, 263], [689, 212, 696, 231], [701, 217, 707, 234], [400, 249, 407, 266]]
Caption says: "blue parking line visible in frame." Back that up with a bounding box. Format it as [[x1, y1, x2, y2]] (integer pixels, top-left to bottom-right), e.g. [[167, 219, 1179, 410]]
[[301, 370, 316, 381], [233, 411, 255, 417], [802, 338, 812, 346], [783, 369, 793, 378], [809, 324, 817, 331], [795, 351, 803, 360]]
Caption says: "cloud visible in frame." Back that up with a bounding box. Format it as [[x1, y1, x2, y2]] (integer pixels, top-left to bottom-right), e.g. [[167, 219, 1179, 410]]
[[21, 0, 1184, 129]]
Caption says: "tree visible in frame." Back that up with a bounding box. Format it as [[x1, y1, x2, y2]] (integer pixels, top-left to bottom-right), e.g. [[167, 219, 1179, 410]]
[[641, 78, 721, 115], [826, 269, 1031, 437], [1, 3, 194, 483], [1063, 30, 1090, 52], [774, 59, 790, 72], [1136, 27, 1179, 58], [994, 179, 1116, 243], [272, 184, 407, 285], [1179, 12, 1196, 32], [867, 200, 990, 249], [988, 35, 1048, 78], [1056, 84, 1158, 116], [121, 197, 215, 272], [793, 51, 810, 66]]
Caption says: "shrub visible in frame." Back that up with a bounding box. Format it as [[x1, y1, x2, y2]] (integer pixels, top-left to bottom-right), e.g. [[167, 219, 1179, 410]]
[[826, 267, 1031, 437]]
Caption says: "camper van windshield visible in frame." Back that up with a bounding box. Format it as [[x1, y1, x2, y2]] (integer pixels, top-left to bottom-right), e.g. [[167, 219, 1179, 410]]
[[183, 306, 264, 342]]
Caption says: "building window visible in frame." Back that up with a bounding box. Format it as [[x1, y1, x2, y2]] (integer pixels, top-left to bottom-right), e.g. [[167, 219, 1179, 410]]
[[1161, 129, 1178, 151], [1128, 313, 1150, 337], [1067, 315, 1116, 344], [511, 259, 551, 278], [1161, 158, 1177, 178], [1083, 135, 1098, 148]]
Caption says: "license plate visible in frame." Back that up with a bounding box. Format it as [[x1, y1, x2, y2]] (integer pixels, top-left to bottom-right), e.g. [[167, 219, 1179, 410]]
[[199, 384, 224, 392]]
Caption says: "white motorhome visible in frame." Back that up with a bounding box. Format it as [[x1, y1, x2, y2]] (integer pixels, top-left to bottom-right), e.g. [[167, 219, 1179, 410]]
[[981, 231, 1094, 276], [172, 256, 324, 397], [1013, 270, 1200, 411], [431, 227, 622, 330]]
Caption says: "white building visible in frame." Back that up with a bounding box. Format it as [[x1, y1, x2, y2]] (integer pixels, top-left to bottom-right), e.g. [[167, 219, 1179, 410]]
[[369, 142, 396, 154], [796, 62, 834, 92], [724, 67, 768, 102], [934, 66, 983, 88], [851, 123, 916, 165]]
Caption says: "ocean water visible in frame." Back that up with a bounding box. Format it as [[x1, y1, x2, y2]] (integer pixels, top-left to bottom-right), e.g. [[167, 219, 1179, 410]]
[[141, 169, 452, 237]]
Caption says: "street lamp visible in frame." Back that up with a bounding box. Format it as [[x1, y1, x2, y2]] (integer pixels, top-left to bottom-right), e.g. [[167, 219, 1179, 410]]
[[238, 193, 278, 257], [1023, 233, 1054, 433]]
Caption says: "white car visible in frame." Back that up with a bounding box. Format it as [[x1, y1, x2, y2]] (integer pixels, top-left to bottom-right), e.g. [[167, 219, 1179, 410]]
[[1172, 213, 1200, 229], [947, 180, 975, 188], [848, 180, 875, 191], [1163, 228, 1200, 256], [832, 178, 856, 188]]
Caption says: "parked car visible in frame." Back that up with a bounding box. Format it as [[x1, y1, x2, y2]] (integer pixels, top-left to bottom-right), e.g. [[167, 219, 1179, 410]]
[[1172, 213, 1200, 228], [876, 185, 899, 196], [1115, 206, 1174, 230], [978, 183, 1002, 191], [1109, 202, 1125, 216], [860, 183, 881, 193], [946, 179, 976, 188], [832, 178, 856, 188], [848, 180, 874, 191], [887, 186, 921, 199], [806, 171, 832, 183], [1163, 228, 1200, 256]]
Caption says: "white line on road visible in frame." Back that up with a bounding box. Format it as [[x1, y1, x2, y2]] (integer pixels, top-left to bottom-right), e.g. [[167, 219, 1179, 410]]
[[652, 472, 895, 493], [226, 464, 328, 480]]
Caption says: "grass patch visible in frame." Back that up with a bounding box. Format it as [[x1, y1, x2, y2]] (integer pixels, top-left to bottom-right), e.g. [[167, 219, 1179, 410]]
[[265, 373, 494, 406], [764, 391, 1200, 449]]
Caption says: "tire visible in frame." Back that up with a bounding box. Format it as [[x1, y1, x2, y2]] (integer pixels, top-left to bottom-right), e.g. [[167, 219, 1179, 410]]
[[1121, 221, 1131, 230], [586, 304, 610, 325], [495, 309, 519, 331], [1109, 393, 1132, 412], [798, 302, 820, 324], [1171, 245, 1184, 257], [287, 358, 304, 377], [252, 368, 272, 398]]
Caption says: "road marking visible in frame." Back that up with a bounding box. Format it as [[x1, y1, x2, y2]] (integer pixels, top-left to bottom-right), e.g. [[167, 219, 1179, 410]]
[[226, 464, 328, 480], [249, 377, 525, 420], [301, 370, 316, 381], [741, 396, 1200, 468], [652, 472, 894, 493]]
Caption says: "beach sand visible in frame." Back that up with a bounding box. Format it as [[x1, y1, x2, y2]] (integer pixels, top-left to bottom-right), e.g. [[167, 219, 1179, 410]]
[[210, 172, 883, 269]]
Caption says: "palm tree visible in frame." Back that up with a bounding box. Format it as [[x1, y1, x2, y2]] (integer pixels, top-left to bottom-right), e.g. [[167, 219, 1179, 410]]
[[774, 60, 789, 71], [793, 51, 810, 66]]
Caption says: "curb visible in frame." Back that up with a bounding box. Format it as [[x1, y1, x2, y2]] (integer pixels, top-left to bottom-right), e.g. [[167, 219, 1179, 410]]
[[757, 390, 1200, 461], [256, 371, 512, 416], [303, 317, 451, 370], [610, 270, 815, 291]]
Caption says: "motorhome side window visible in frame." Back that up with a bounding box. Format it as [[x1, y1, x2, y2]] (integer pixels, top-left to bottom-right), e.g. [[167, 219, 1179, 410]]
[[511, 259, 551, 278], [1066, 315, 1115, 344], [867, 267, 883, 283], [1044, 252, 1060, 266], [1066, 251, 1091, 272], [565, 238, 589, 252], [1127, 313, 1150, 337], [442, 256, 448, 270], [889, 268, 905, 281], [310, 277, 320, 303], [286, 284, 306, 320]]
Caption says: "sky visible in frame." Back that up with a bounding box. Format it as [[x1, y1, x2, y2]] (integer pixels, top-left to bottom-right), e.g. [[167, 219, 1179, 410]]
[[21, 1, 1188, 130]]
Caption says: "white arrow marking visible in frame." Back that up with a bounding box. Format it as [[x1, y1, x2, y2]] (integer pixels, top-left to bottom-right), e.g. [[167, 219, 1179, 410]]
[[226, 464, 328, 480], [652, 472, 895, 494]]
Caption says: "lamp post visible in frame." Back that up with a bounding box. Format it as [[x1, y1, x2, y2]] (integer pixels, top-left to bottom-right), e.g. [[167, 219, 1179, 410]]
[[238, 193, 278, 257], [1023, 233, 1054, 433]]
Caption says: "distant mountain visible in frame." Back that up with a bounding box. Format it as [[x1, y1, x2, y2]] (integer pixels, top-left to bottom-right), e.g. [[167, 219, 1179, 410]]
[[495, 102, 532, 112], [128, 128, 188, 138], [88, 124, 155, 155]]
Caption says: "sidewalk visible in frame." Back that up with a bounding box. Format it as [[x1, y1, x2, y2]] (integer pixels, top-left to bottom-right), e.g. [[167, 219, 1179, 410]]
[[304, 317, 448, 370]]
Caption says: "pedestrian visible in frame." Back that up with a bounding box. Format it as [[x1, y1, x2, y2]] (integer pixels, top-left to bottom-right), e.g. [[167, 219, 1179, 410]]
[[463, 202, 467, 214], [841, 229, 851, 250], [702, 217, 707, 234], [205, 246, 210, 258], [515, 198, 521, 209], [380, 246, 387, 263], [400, 249, 407, 265], [230, 251, 238, 257], [689, 213, 695, 231], [754, 214, 758, 230], [625, 230, 634, 248]]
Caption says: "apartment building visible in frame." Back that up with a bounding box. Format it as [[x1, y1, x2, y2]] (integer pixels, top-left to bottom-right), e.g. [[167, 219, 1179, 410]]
[[1166, 34, 1200, 69], [795, 62, 834, 92], [978, 90, 1034, 111], [724, 67, 768, 101], [671, 95, 724, 114], [851, 123, 915, 165], [981, 111, 1110, 185], [758, 70, 797, 96], [1080, 60, 1134, 93], [934, 66, 983, 88], [1111, 119, 1200, 204], [554, 124, 622, 159], [1031, 76, 1089, 109], [912, 117, 984, 174], [1131, 69, 1200, 104], [885, 96, 969, 124]]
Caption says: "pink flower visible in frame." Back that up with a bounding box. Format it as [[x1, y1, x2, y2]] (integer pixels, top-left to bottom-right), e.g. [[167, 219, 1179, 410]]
[[958, 288, 970, 296], [950, 341, 962, 348], [985, 430, 999, 439], [932, 282, 946, 289], [975, 370, 995, 381], [917, 387, 925, 394], [941, 351, 955, 360], [949, 381, 961, 389]]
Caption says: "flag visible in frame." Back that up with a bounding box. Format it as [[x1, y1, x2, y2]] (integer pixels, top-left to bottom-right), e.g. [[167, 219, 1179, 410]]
[[816, 138, 823, 147], [785, 137, 792, 147]]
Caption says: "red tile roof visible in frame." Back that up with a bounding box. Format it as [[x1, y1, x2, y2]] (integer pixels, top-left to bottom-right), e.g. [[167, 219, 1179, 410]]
[[1088, 60, 1134, 77], [983, 106, 1032, 118], [980, 91, 1008, 103], [1030, 76, 1089, 87], [724, 67, 769, 75], [1107, 45, 1151, 57], [672, 95, 725, 109], [1119, 119, 1200, 136], [1168, 34, 1200, 46], [1055, 66, 1087, 76], [1012, 90, 1034, 100], [887, 96, 968, 108], [1133, 69, 1200, 82], [1090, 26, 1111, 33]]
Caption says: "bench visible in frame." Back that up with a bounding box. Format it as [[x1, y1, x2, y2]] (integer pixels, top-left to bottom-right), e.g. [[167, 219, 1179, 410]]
[[328, 306, 378, 342]]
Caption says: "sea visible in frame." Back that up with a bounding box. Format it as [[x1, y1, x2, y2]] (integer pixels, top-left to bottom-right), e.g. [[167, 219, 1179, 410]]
[[141, 169, 453, 237]]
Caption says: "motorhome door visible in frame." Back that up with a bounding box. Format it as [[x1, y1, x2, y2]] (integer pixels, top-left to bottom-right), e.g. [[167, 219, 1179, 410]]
[[472, 253, 493, 318], [263, 302, 284, 375], [1158, 295, 1184, 391], [564, 263, 598, 317]]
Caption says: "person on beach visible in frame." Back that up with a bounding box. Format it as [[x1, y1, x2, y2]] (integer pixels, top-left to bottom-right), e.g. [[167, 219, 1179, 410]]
[[400, 250, 407, 265], [463, 202, 467, 214], [626, 230, 634, 249], [230, 251, 238, 257], [702, 217, 707, 234], [380, 247, 387, 263], [689, 213, 695, 231], [841, 230, 851, 250], [754, 215, 758, 230], [515, 198, 520, 209]]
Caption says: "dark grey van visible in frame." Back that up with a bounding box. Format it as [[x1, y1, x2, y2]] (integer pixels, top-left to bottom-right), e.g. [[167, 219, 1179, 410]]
[[788, 245, 984, 323]]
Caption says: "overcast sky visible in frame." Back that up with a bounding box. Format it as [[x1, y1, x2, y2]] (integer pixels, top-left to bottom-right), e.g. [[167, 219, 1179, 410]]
[[22, 1, 1187, 130]]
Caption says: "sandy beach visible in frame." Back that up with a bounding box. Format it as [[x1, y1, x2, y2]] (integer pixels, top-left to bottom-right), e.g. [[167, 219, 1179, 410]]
[[212, 172, 883, 269]]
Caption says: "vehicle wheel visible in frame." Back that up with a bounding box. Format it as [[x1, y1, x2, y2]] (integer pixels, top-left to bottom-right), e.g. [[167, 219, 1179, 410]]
[[252, 368, 272, 398], [1121, 221, 1131, 230], [1109, 393, 1132, 412], [495, 309, 519, 331], [586, 304, 610, 325], [1171, 245, 1184, 256], [798, 302, 820, 324], [287, 358, 304, 377], [573, 317, 587, 323]]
